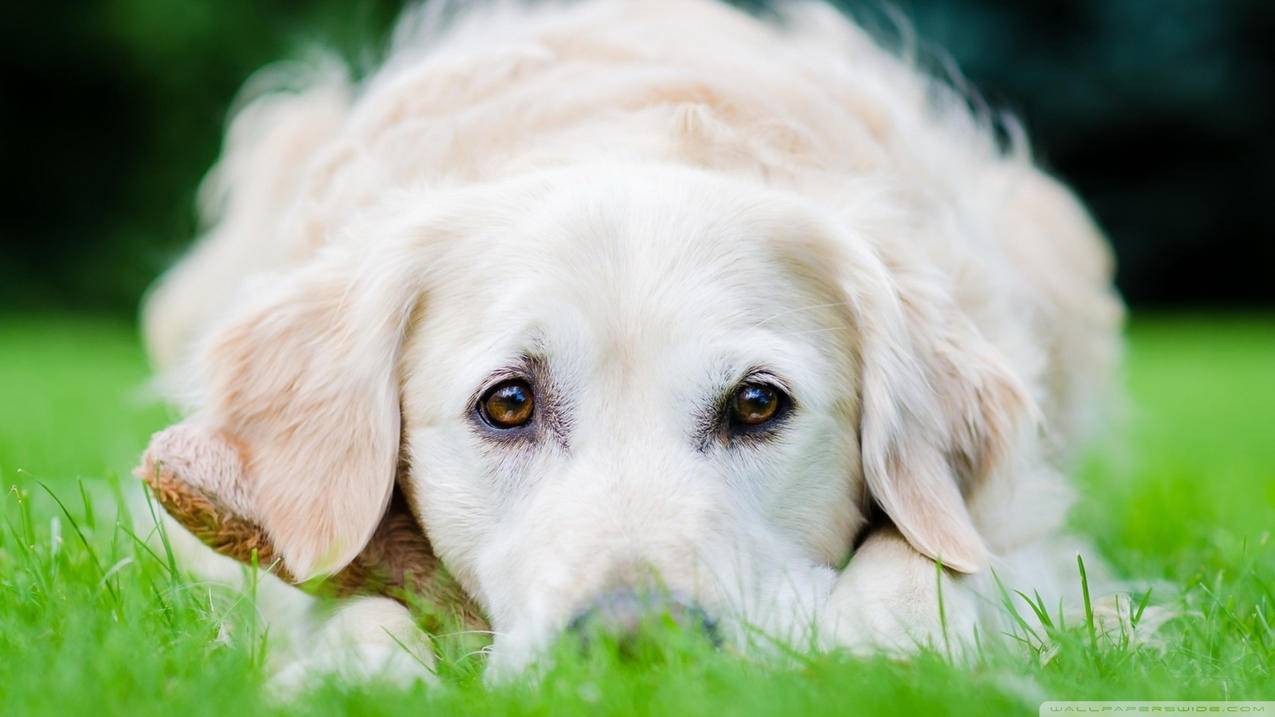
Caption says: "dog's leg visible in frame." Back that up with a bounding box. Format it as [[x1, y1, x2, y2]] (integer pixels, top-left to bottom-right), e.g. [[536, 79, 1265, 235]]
[[821, 525, 978, 656]]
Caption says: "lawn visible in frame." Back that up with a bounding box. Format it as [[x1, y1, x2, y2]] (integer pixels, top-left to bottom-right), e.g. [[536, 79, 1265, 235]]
[[1, 314, 1271, 715]]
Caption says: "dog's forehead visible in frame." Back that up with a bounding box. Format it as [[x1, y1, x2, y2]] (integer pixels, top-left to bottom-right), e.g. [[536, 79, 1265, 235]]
[[446, 170, 829, 328], [406, 168, 849, 397]]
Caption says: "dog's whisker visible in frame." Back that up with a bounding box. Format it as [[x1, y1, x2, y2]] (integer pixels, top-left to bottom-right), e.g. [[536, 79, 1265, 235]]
[[432, 629, 500, 639], [459, 645, 496, 662], [747, 301, 846, 331], [774, 325, 848, 338]]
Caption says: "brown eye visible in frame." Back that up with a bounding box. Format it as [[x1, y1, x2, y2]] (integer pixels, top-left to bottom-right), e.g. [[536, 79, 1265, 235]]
[[730, 383, 783, 427], [480, 379, 535, 429]]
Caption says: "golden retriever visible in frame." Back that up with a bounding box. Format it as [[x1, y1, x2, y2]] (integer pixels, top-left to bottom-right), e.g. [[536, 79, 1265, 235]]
[[140, 0, 1123, 687]]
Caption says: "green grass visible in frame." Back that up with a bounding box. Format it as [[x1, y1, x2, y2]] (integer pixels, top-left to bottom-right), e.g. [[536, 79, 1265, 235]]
[[1, 314, 1272, 715]]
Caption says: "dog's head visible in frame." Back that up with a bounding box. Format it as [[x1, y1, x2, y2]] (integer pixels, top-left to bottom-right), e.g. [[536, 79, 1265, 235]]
[[157, 164, 1028, 675]]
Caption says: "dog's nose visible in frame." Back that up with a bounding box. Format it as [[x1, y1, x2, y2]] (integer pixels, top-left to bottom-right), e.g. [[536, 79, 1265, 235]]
[[566, 590, 720, 651]]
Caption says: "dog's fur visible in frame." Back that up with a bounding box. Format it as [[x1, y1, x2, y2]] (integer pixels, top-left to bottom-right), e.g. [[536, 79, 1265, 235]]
[[140, 0, 1123, 685]]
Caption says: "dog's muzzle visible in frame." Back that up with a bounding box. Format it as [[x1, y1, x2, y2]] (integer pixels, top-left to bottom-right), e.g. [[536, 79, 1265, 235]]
[[566, 589, 721, 653]]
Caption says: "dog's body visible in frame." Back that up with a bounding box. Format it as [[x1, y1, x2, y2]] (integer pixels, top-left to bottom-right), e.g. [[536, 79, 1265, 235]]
[[141, 0, 1122, 685]]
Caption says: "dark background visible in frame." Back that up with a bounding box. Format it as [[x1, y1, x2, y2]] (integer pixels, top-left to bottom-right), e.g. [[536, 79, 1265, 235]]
[[3, 0, 1272, 315]]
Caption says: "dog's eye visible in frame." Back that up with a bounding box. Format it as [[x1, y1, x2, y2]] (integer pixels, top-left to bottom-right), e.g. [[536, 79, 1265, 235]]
[[479, 379, 535, 429], [729, 382, 787, 428]]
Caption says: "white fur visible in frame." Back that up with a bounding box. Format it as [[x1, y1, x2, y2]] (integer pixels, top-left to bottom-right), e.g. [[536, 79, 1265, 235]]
[[143, 0, 1123, 683]]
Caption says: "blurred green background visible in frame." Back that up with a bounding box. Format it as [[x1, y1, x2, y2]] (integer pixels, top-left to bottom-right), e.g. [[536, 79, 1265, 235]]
[[2, 0, 1273, 315], [1, 4, 1272, 713]]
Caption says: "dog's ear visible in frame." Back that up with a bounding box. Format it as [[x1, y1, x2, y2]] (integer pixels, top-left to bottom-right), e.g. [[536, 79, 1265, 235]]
[[848, 264, 1031, 574], [136, 423, 488, 630], [775, 211, 1033, 574], [138, 423, 294, 579], [168, 246, 420, 581]]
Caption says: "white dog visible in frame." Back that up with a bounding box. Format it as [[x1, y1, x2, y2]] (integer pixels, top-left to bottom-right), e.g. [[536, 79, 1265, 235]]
[[140, 0, 1123, 685]]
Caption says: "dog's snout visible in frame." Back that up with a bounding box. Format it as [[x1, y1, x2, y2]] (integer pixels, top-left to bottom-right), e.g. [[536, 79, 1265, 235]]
[[566, 590, 720, 650]]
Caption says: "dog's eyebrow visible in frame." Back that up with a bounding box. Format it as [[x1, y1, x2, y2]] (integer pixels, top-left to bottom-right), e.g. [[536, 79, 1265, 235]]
[[462, 329, 550, 405], [466, 355, 540, 408], [740, 366, 794, 396]]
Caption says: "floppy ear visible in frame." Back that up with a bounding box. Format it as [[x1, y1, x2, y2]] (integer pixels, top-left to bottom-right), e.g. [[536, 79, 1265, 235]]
[[137, 422, 490, 633], [138, 423, 294, 579], [173, 246, 420, 581], [847, 261, 1032, 575]]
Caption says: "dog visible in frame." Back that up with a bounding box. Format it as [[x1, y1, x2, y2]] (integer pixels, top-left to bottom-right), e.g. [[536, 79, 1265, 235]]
[[139, 0, 1124, 686]]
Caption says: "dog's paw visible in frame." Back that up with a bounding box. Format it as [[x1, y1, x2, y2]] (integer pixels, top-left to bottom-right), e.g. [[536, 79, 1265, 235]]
[[266, 597, 437, 698], [268, 638, 436, 696], [822, 527, 978, 656]]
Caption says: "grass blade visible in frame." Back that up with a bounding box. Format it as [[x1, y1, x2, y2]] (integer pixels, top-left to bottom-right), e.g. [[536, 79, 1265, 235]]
[[35, 479, 120, 608], [1078, 554, 1098, 653]]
